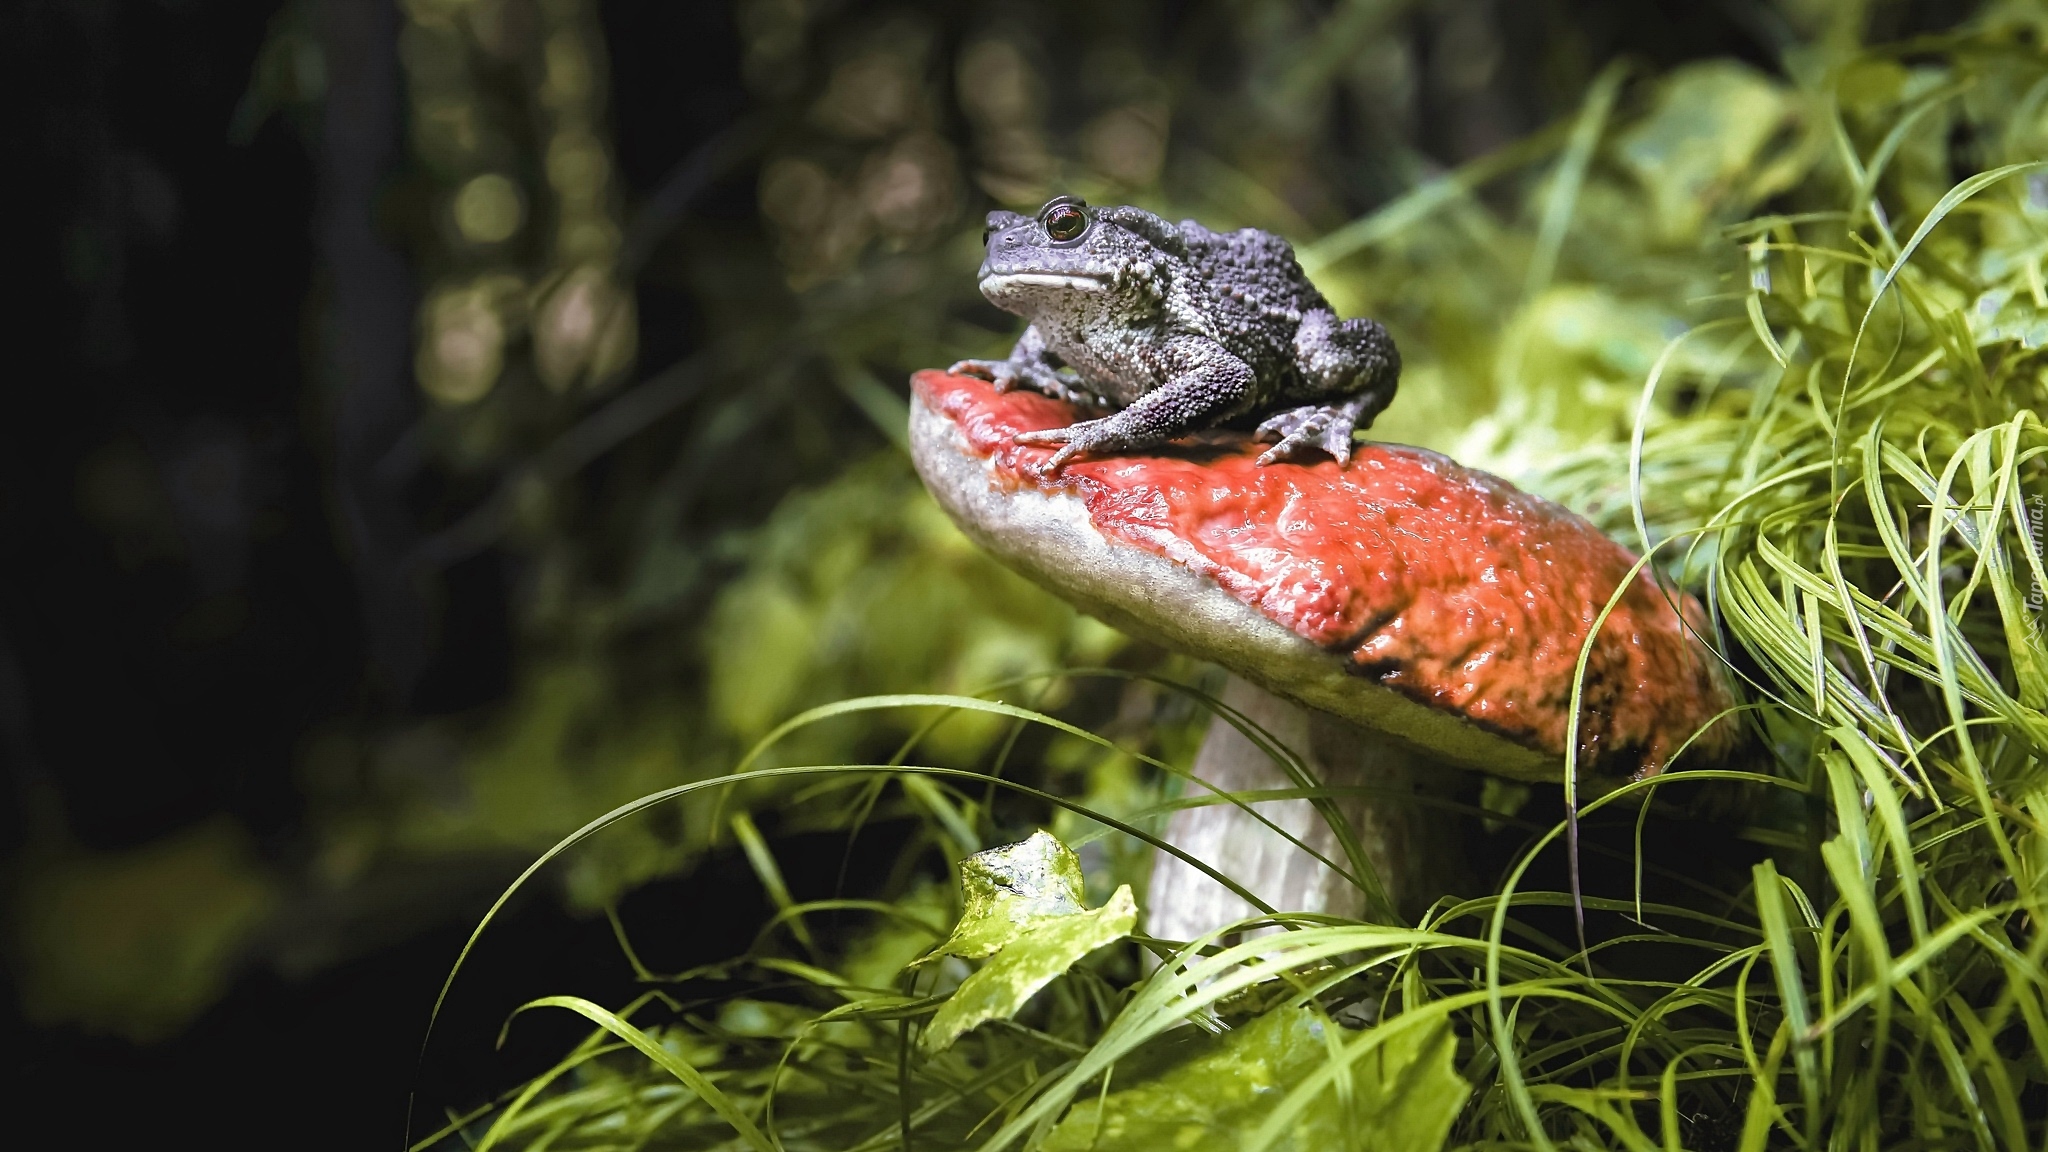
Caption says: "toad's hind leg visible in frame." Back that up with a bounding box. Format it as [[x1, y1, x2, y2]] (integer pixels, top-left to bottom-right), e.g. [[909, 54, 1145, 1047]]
[[1260, 310, 1401, 465], [1295, 310, 1398, 403]]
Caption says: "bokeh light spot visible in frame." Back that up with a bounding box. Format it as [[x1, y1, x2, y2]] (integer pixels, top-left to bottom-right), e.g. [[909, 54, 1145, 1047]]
[[453, 172, 525, 244]]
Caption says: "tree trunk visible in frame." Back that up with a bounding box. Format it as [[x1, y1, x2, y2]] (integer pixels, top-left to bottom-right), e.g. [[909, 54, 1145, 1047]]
[[318, 0, 428, 703]]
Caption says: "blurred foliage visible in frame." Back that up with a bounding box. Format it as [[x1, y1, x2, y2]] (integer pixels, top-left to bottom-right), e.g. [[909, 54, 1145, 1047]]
[[401, 0, 637, 404], [298, 453, 1130, 910], [12, 817, 278, 1041], [699, 457, 1126, 764]]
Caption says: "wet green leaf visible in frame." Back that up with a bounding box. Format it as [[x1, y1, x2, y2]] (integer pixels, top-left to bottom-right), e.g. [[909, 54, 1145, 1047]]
[[919, 831, 1137, 1053], [1041, 1006, 1470, 1152], [921, 885, 1135, 1053], [918, 829, 1092, 964]]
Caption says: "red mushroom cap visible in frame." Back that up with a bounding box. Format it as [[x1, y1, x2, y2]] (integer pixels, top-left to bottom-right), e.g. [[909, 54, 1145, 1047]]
[[910, 370, 1737, 783]]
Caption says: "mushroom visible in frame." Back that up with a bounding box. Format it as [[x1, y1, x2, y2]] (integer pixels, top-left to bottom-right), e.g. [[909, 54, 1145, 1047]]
[[907, 369, 1737, 932]]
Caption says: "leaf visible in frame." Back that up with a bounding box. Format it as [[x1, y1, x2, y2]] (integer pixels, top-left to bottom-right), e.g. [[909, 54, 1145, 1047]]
[[918, 831, 1137, 1053], [917, 829, 1092, 965], [1040, 1005, 1471, 1152], [1614, 61, 1789, 244], [922, 890, 1136, 1055], [1970, 286, 2048, 349]]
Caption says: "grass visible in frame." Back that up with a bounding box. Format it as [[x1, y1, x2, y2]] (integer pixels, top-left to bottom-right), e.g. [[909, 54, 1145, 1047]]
[[411, 11, 2048, 1150]]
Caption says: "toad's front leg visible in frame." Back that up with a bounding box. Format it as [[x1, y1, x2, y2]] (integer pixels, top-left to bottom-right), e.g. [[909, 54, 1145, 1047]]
[[1014, 337, 1254, 472]]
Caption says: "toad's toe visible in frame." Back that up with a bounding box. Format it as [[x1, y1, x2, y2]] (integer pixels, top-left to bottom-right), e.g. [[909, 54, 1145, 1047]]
[[950, 359, 1017, 389], [1319, 421, 1355, 464], [1254, 401, 1361, 465], [1255, 407, 1318, 441], [1040, 442, 1086, 473], [1256, 432, 1319, 466], [1017, 418, 1119, 473], [1014, 426, 1076, 446]]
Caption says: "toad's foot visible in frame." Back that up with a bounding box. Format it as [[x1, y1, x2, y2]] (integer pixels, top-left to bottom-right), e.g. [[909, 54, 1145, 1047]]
[[1254, 397, 1372, 466], [1014, 417, 1124, 473]]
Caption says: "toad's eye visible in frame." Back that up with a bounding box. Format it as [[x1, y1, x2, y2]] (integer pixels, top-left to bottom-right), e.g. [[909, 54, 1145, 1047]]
[[1043, 204, 1087, 242]]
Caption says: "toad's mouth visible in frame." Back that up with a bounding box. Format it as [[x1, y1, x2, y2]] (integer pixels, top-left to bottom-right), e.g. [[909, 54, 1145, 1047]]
[[978, 272, 1109, 293]]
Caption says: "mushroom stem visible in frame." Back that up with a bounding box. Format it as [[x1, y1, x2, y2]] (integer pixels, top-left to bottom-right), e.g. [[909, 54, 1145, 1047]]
[[1146, 676, 1476, 937]]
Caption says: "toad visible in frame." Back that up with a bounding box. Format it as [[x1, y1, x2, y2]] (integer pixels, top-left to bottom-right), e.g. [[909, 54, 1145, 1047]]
[[951, 196, 1401, 471]]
